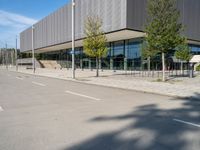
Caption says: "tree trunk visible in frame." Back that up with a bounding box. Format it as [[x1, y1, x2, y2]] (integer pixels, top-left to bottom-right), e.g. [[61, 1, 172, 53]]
[[96, 57, 99, 77], [180, 61, 183, 75], [99, 59, 102, 71], [148, 56, 151, 76], [162, 52, 165, 82]]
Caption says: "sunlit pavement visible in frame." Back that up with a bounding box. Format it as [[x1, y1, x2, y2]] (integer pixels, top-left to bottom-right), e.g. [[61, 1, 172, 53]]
[[0, 69, 199, 150]]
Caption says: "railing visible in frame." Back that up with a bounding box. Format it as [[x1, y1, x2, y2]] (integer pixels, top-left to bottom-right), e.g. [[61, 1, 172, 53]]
[[40, 59, 197, 78]]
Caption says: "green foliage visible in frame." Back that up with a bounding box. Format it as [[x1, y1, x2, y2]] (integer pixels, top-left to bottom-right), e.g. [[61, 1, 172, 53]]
[[141, 40, 157, 60], [83, 16, 108, 77], [196, 65, 200, 71], [146, 0, 185, 81], [83, 16, 108, 59], [175, 41, 192, 62], [145, 0, 184, 53]]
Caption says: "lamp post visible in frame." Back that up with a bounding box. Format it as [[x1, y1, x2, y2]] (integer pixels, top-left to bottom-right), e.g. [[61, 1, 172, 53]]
[[71, 0, 75, 79], [15, 35, 18, 71], [0, 48, 1, 66], [5, 43, 8, 70], [32, 25, 35, 73]]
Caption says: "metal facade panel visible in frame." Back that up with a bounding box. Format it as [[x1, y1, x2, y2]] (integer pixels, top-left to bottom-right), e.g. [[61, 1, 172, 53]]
[[20, 0, 127, 52], [20, 27, 32, 51], [20, 0, 200, 52], [127, 0, 200, 41], [126, 0, 147, 31], [177, 0, 200, 41]]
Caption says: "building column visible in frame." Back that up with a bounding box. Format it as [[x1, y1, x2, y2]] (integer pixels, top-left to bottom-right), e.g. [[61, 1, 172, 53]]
[[109, 42, 114, 70], [132, 59, 135, 70], [80, 59, 83, 70], [124, 40, 127, 71], [89, 58, 92, 70], [124, 57, 127, 71], [110, 58, 113, 70]]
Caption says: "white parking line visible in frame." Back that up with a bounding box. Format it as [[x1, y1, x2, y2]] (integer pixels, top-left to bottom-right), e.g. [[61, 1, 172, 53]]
[[32, 81, 46, 87], [173, 119, 200, 128], [0, 106, 4, 112], [65, 90, 101, 101], [16, 77, 23, 80]]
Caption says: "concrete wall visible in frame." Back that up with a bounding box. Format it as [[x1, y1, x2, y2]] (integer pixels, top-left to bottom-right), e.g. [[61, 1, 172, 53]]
[[17, 58, 41, 68], [20, 0, 127, 52]]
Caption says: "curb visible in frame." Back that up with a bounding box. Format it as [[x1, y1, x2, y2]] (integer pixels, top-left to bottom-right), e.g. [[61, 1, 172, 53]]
[[8, 69, 195, 99]]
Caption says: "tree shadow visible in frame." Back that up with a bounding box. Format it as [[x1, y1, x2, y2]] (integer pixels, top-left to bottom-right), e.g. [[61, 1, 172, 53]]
[[64, 93, 200, 150]]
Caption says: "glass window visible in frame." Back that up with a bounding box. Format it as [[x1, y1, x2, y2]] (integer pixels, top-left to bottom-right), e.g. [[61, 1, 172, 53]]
[[111, 41, 125, 70], [126, 39, 142, 70], [126, 40, 141, 59], [113, 41, 125, 58], [189, 44, 200, 54]]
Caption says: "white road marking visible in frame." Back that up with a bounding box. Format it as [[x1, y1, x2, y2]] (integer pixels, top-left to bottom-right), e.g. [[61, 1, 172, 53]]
[[0, 106, 4, 112], [16, 77, 23, 80], [173, 119, 200, 128], [32, 81, 46, 87], [65, 90, 101, 101]]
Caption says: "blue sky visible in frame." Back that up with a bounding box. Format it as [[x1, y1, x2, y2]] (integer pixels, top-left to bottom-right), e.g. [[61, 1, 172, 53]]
[[0, 0, 69, 48]]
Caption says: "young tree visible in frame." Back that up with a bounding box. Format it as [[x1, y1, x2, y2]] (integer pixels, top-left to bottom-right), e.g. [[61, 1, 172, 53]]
[[175, 40, 192, 74], [83, 16, 108, 77], [141, 40, 158, 74], [146, 0, 184, 81]]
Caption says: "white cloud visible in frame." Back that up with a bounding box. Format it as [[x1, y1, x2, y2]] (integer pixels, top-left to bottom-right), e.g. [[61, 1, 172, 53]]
[[0, 10, 37, 27], [0, 10, 37, 48]]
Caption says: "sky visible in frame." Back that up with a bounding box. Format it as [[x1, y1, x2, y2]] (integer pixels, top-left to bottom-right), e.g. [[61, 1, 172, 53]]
[[0, 0, 69, 48]]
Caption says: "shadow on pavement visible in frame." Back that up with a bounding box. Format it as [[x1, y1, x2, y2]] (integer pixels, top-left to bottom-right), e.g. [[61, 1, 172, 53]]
[[63, 93, 200, 150]]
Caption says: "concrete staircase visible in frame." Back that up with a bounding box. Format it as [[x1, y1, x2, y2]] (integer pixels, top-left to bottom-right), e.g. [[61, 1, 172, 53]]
[[39, 60, 62, 69]]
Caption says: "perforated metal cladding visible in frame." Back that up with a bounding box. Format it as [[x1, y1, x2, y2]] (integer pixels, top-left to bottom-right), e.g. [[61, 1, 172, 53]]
[[126, 0, 147, 31], [126, 0, 200, 41], [20, 0, 127, 52], [75, 0, 126, 39], [177, 0, 200, 41], [20, 0, 200, 52], [20, 27, 32, 52]]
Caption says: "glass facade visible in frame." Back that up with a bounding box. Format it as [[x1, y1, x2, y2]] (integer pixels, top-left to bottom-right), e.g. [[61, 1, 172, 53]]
[[112, 41, 125, 70], [126, 39, 141, 70], [38, 39, 200, 70], [38, 38, 143, 70], [189, 44, 200, 55]]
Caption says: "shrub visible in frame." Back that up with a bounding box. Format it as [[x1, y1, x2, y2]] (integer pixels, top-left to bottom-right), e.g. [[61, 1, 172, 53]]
[[196, 64, 200, 71]]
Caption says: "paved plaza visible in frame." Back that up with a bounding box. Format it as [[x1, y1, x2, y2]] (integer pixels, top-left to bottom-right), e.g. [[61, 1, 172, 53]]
[[5, 66, 200, 98]]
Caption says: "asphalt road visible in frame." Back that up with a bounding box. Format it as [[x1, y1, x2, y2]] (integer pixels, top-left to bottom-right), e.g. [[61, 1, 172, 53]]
[[0, 69, 199, 150]]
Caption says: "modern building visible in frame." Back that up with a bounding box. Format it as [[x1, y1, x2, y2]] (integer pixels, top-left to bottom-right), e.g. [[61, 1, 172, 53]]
[[20, 0, 200, 70]]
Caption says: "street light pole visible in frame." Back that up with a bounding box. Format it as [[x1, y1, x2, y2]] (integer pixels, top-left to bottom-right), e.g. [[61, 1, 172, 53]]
[[5, 43, 8, 70], [15, 35, 18, 71], [0, 48, 2, 66], [72, 0, 75, 79], [32, 25, 35, 73]]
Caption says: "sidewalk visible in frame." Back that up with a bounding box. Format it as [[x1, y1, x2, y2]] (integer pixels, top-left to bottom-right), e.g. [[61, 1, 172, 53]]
[[5, 66, 200, 98]]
